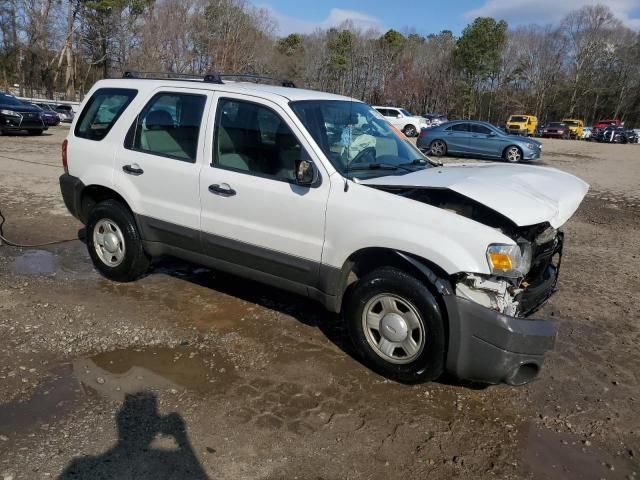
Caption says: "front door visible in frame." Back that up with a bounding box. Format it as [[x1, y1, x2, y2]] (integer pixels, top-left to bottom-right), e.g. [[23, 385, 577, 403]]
[[199, 93, 331, 287], [467, 123, 502, 157], [113, 88, 211, 248]]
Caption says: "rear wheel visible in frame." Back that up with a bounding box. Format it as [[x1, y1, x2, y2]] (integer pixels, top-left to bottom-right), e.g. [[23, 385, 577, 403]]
[[345, 267, 445, 383], [86, 199, 150, 282], [504, 145, 523, 163], [403, 124, 417, 137], [28, 129, 43, 136], [429, 139, 447, 157]]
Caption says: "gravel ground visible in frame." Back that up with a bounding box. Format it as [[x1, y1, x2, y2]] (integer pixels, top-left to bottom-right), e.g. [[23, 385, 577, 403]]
[[0, 126, 638, 479]]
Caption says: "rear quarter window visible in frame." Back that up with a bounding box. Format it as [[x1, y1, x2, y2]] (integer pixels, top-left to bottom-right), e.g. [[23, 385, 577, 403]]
[[75, 88, 137, 141]]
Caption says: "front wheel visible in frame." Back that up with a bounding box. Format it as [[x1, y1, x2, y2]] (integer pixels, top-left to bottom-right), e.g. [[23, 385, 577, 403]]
[[28, 129, 44, 136], [403, 124, 417, 137], [86, 199, 150, 282], [503, 146, 523, 163], [345, 267, 446, 383], [429, 139, 447, 157]]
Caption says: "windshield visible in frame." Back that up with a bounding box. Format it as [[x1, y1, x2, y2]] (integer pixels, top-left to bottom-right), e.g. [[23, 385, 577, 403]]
[[548, 122, 565, 128], [562, 120, 578, 126], [0, 93, 24, 106], [509, 115, 528, 123], [400, 108, 413, 117], [290, 100, 428, 177]]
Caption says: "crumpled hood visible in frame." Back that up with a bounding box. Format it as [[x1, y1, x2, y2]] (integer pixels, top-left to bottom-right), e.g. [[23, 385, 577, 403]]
[[360, 163, 589, 228]]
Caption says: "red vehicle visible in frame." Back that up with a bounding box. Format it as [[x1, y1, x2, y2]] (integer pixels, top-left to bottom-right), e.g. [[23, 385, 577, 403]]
[[540, 122, 570, 139], [593, 119, 621, 129]]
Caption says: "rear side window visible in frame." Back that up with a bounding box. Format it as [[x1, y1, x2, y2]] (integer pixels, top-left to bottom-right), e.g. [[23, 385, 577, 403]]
[[125, 92, 206, 163], [75, 88, 137, 141], [448, 123, 469, 132]]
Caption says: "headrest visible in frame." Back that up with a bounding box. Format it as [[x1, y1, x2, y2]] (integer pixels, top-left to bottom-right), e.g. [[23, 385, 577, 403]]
[[145, 109, 173, 129]]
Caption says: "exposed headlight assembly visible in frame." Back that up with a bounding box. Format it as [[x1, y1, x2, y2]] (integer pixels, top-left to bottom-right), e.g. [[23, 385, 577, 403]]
[[486, 243, 531, 278], [0, 109, 21, 117]]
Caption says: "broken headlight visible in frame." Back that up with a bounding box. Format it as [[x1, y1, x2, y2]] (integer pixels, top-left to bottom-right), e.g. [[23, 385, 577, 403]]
[[486, 243, 531, 278]]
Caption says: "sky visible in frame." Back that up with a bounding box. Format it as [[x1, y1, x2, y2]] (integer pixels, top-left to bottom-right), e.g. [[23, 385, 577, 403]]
[[253, 0, 640, 36]]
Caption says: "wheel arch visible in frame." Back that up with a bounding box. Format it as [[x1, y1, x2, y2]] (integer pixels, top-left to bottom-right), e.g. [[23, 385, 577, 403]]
[[330, 247, 453, 314], [80, 184, 135, 224]]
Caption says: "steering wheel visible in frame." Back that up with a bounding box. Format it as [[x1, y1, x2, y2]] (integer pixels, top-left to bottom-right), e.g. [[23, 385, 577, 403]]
[[349, 147, 377, 166]]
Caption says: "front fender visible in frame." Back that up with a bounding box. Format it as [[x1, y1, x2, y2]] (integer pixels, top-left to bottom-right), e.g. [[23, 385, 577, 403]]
[[322, 175, 515, 276]]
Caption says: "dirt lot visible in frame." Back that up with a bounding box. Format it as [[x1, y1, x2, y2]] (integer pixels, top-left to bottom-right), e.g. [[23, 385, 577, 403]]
[[0, 126, 639, 479]]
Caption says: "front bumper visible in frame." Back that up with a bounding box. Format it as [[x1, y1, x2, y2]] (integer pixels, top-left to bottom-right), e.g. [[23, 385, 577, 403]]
[[444, 295, 556, 385], [1, 113, 46, 131], [522, 147, 541, 161]]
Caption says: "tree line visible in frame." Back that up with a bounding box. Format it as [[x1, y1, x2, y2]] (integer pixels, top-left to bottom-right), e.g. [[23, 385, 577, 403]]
[[1, 0, 639, 125]]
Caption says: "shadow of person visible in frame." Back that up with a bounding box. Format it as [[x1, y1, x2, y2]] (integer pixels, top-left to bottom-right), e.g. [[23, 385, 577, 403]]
[[58, 392, 209, 480]]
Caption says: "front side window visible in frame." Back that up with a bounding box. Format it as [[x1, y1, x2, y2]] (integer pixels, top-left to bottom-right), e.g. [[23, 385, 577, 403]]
[[290, 100, 427, 178], [75, 88, 137, 141], [126, 92, 206, 162], [213, 98, 309, 181]]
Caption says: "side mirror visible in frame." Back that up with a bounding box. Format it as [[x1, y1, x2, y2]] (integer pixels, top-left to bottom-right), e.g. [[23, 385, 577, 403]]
[[295, 159, 318, 186], [396, 114, 402, 119], [488, 132, 496, 137]]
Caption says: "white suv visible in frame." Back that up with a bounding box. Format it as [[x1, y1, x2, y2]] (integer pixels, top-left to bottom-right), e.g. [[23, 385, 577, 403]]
[[59, 73, 589, 385], [372, 106, 428, 137]]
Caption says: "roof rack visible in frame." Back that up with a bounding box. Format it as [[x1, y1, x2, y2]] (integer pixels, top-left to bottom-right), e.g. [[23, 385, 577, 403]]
[[122, 71, 295, 88]]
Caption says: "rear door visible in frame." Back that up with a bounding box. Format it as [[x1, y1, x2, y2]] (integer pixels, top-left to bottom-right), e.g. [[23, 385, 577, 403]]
[[443, 122, 471, 153], [113, 88, 211, 249], [198, 93, 331, 287]]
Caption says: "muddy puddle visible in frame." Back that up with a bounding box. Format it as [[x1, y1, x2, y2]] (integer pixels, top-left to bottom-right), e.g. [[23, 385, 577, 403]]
[[10, 243, 95, 278], [0, 345, 236, 436], [517, 423, 637, 479]]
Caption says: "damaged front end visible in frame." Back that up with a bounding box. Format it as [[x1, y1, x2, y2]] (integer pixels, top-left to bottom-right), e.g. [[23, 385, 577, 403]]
[[374, 186, 564, 318], [454, 228, 563, 318]]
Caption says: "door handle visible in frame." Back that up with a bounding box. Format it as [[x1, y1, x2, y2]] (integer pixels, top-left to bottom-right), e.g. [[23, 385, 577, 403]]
[[122, 164, 144, 175], [208, 183, 236, 197]]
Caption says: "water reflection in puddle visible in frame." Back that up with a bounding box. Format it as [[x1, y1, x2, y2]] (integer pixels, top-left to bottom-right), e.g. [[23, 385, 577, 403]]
[[11, 249, 58, 275], [0, 346, 235, 435]]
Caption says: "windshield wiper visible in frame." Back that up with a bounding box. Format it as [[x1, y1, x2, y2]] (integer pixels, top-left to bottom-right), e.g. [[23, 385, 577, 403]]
[[348, 163, 414, 173]]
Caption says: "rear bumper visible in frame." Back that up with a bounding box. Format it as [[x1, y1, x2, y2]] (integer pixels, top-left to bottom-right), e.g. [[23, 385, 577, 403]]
[[59, 173, 85, 222], [444, 295, 556, 385]]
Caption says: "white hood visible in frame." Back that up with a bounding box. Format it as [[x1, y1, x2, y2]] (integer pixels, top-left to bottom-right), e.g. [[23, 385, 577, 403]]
[[361, 163, 589, 228]]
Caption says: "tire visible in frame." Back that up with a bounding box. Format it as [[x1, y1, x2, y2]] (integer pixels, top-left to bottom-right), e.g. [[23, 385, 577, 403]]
[[403, 124, 417, 137], [344, 267, 446, 383], [503, 145, 523, 163], [28, 130, 43, 136], [429, 139, 447, 157], [86, 199, 150, 282]]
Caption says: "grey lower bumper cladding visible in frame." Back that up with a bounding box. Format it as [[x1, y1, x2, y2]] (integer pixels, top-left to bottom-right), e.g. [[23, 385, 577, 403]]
[[59, 174, 85, 222], [443, 296, 556, 385]]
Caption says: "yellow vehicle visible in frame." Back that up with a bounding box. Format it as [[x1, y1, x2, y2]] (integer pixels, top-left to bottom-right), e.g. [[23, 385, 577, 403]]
[[561, 118, 584, 139], [506, 115, 537, 136]]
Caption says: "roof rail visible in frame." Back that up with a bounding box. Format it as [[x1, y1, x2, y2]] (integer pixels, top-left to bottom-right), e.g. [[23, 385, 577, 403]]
[[218, 73, 296, 88], [121, 70, 295, 87], [122, 70, 223, 84]]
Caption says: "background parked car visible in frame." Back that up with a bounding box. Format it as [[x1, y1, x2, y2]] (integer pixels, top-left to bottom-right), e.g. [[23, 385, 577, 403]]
[[28, 102, 60, 126], [540, 122, 571, 139], [592, 125, 637, 143], [0, 91, 47, 135], [581, 126, 592, 140], [417, 120, 542, 163], [561, 118, 584, 138], [593, 118, 621, 129], [422, 113, 448, 126], [54, 104, 74, 122], [373, 106, 428, 137], [505, 114, 537, 136]]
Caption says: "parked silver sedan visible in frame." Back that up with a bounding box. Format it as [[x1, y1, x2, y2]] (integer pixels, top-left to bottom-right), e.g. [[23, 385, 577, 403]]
[[416, 120, 542, 163]]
